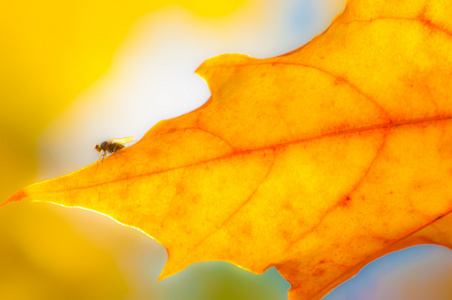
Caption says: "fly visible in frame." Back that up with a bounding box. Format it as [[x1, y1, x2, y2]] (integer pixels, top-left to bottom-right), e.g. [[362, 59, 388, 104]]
[[94, 137, 135, 160]]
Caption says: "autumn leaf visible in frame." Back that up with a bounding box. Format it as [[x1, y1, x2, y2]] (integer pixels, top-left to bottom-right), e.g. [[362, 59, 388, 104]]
[[4, 0, 452, 299]]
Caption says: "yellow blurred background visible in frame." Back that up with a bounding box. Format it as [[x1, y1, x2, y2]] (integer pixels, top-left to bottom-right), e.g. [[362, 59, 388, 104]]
[[1, 0, 452, 299]]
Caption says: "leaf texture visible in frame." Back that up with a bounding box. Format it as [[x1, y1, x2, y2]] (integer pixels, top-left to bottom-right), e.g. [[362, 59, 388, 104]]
[[4, 0, 452, 299]]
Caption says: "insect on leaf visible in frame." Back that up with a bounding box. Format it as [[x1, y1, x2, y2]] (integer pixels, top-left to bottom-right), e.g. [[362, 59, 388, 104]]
[[4, 0, 452, 299]]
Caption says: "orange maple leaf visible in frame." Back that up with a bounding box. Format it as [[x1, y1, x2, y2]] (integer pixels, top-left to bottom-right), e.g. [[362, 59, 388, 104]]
[[4, 0, 452, 299]]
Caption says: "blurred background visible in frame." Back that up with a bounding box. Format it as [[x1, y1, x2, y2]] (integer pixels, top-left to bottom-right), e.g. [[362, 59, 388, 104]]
[[1, 0, 451, 299]]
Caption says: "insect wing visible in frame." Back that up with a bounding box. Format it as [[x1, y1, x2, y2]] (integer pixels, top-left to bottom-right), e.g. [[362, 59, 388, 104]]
[[107, 137, 136, 145]]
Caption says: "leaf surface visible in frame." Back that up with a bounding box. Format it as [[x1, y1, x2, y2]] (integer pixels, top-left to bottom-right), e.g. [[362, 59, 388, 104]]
[[4, 0, 452, 298]]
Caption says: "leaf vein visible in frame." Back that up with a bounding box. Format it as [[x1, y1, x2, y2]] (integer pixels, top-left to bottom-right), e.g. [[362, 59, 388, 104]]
[[39, 116, 451, 193]]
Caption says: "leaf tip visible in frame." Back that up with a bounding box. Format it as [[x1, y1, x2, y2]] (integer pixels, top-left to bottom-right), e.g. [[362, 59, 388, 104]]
[[195, 53, 255, 80], [158, 258, 179, 281], [158, 250, 193, 281], [1, 189, 28, 208]]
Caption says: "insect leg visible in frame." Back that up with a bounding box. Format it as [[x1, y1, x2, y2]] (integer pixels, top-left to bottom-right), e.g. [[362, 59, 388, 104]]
[[101, 151, 107, 162]]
